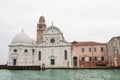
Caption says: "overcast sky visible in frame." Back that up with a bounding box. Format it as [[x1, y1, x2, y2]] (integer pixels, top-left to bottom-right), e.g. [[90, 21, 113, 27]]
[[0, 0, 120, 64]]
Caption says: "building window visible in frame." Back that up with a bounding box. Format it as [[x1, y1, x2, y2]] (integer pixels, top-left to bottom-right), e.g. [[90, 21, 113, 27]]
[[101, 47, 104, 52], [13, 49, 17, 52], [89, 48, 91, 52], [82, 48, 84, 52], [13, 59, 16, 65], [101, 57, 104, 61], [38, 51, 41, 60], [94, 57, 97, 61], [51, 59, 55, 65], [94, 48, 97, 52], [114, 46, 115, 52], [89, 57, 92, 61], [32, 49, 35, 53], [24, 49, 28, 52], [64, 50, 67, 60], [82, 57, 84, 61]]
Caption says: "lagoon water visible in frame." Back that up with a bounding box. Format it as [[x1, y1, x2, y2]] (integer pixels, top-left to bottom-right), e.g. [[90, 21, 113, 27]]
[[0, 69, 120, 80]]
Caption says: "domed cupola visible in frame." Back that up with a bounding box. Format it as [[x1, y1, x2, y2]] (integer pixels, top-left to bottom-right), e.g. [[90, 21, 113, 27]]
[[11, 30, 33, 45]]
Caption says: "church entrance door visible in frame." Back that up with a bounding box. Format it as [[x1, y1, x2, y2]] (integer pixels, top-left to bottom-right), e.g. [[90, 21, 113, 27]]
[[13, 59, 16, 65], [51, 59, 55, 65]]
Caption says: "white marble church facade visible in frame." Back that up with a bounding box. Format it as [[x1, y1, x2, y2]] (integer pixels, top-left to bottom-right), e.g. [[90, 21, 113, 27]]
[[7, 16, 72, 68]]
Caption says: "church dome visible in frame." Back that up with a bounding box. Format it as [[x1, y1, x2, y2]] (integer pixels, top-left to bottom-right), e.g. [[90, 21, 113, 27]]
[[11, 30, 32, 44]]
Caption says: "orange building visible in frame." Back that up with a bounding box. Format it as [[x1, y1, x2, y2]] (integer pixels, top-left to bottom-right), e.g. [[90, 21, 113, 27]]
[[72, 41, 108, 67]]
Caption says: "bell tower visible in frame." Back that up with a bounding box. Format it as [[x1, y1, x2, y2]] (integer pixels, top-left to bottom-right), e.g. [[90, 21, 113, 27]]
[[36, 16, 46, 42]]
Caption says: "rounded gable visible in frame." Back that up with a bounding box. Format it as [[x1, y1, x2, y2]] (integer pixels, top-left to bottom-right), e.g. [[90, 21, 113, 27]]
[[44, 25, 62, 35]]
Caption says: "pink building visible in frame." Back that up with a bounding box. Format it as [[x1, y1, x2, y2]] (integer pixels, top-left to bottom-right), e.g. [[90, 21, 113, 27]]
[[72, 41, 108, 67]]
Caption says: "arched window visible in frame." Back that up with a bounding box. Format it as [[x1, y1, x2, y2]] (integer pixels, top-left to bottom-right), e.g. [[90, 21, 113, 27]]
[[73, 56, 77, 66], [32, 49, 35, 53], [64, 50, 67, 60], [38, 51, 41, 60]]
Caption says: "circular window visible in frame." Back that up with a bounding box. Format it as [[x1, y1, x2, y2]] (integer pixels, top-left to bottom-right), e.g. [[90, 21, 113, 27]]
[[50, 38, 55, 43], [13, 49, 17, 52], [24, 49, 28, 52]]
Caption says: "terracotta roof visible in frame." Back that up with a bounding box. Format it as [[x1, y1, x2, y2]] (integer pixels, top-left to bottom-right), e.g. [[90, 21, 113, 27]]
[[72, 41, 106, 46]]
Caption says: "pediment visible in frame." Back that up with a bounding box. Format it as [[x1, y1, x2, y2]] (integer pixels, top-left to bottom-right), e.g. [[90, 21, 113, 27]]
[[48, 55, 57, 59]]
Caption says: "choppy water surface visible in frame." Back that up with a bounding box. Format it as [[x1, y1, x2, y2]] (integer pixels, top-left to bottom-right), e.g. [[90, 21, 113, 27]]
[[0, 69, 120, 80]]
